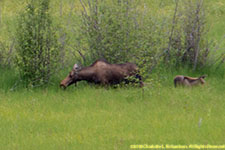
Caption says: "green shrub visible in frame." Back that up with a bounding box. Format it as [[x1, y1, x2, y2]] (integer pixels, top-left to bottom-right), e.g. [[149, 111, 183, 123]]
[[79, 0, 166, 65], [15, 0, 60, 86], [164, 0, 223, 71]]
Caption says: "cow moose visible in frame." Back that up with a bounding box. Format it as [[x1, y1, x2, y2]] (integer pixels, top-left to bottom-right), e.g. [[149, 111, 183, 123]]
[[60, 59, 144, 89], [174, 75, 206, 87]]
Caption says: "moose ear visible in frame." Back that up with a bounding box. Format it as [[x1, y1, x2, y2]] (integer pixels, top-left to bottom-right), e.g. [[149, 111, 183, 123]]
[[73, 64, 81, 71], [73, 64, 79, 70], [200, 75, 207, 79]]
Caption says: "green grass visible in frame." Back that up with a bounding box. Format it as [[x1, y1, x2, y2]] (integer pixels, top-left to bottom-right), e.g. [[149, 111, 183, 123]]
[[0, 0, 224, 149], [0, 74, 224, 150]]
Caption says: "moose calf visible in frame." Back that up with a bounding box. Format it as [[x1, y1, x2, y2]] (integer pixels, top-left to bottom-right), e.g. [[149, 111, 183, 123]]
[[174, 75, 206, 87]]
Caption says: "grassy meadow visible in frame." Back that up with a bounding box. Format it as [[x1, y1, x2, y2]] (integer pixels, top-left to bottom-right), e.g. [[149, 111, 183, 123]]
[[0, 0, 225, 149], [0, 68, 225, 149]]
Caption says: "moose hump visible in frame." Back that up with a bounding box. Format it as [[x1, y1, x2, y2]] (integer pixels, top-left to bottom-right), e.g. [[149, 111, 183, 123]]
[[60, 59, 143, 89]]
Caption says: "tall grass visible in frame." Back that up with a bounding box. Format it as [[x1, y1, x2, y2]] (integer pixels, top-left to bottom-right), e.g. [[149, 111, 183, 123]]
[[0, 68, 224, 149], [0, 67, 19, 91], [0, 78, 224, 150]]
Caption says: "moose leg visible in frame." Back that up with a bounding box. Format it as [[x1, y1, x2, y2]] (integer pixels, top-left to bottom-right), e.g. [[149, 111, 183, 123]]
[[101, 79, 109, 88], [183, 79, 191, 87], [135, 74, 144, 87]]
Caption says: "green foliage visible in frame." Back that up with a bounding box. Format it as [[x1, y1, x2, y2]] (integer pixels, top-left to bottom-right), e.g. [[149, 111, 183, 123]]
[[0, 67, 19, 91], [78, 0, 225, 79], [79, 0, 167, 65], [0, 42, 6, 66], [80, 0, 134, 63], [164, 0, 224, 71], [15, 0, 60, 86], [0, 0, 224, 85]]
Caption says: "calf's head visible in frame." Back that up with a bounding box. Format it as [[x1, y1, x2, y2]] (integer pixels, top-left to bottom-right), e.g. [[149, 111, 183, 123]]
[[199, 75, 206, 84], [60, 64, 81, 89]]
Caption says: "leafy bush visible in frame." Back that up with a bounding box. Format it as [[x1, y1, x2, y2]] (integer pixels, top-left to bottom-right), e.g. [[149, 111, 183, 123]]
[[77, 0, 170, 81], [78, 0, 224, 75], [15, 0, 60, 86], [79, 1, 166, 64], [164, 0, 222, 71]]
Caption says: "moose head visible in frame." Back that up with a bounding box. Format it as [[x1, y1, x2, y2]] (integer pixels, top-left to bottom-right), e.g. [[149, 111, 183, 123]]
[[60, 64, 81, 89]]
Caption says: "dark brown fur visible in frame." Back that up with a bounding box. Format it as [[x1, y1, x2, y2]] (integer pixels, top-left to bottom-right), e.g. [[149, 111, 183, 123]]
[[60, 59, 143, 88]]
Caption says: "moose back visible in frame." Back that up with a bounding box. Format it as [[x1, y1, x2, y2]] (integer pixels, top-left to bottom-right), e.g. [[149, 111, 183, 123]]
[[60, 59, 143, 89]]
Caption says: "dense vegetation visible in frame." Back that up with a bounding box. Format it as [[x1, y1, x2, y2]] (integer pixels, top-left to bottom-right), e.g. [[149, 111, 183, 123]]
[[0, 0, 224, 149], [0, 68, 225, 150], [15, 0, 60, 86], [0, 0, 224, 82]]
